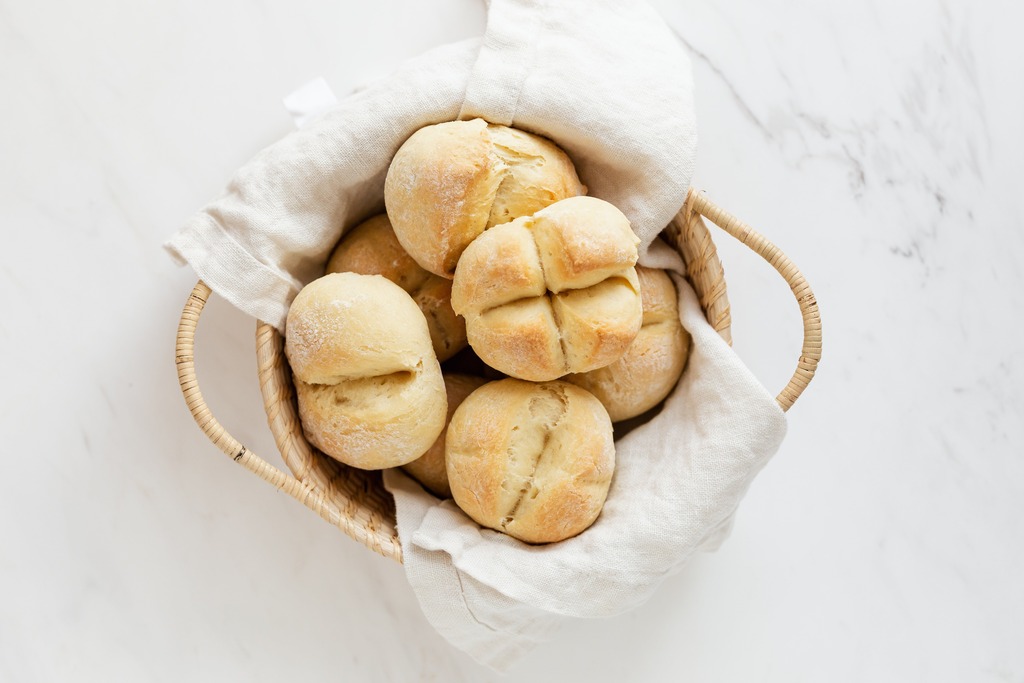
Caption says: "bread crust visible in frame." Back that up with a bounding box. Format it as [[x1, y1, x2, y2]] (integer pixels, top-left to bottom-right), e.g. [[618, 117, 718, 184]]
[[326, 214, 467, 361], [285, 273, 447, 469], [400, 373, 488, 498], [566, 266, 690, 421], [445, 379, 615, 544], [385, 119, 585, 278], [451, 196, 643, 381]]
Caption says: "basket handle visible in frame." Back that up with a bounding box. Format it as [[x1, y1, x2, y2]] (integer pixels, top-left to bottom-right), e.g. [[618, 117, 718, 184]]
[[685, 189, 821, 411], [175, 281, 334, 512]]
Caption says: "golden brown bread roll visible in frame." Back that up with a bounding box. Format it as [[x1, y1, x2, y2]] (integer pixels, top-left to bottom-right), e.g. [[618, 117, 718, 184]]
[[285, 272, 447, 470], [325, 214, 467, 361], [384, 118, 586, 278], [566, 266, 690, 421], [445, 379, 615, 544], [400, 373, 488, 498], [451, 196, 643, 382]]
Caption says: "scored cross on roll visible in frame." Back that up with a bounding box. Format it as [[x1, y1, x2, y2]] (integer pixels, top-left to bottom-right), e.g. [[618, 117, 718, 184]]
[[451, 196, 644, 382]]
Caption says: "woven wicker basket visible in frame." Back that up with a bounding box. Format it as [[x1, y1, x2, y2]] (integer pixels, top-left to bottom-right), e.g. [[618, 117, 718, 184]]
[[175, 187, 821, 563]]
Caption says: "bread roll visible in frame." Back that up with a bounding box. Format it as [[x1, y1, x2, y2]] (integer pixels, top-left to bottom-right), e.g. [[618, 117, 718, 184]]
[[325, 214, 467, 361], [446, 379, 615, 544], [385, 118, 586, 278], [451, 196, 643, 381], [285, 272, 447, 470], [400, 374, 488, 498], [566, 266, 690, 421]]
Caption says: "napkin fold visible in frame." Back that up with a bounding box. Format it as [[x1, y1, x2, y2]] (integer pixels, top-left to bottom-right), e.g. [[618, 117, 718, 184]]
[[385, 242, 786, 670]]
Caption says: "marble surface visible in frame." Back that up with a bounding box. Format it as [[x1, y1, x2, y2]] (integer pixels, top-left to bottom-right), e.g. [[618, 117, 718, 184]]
[[2, 0, 1022, 680]]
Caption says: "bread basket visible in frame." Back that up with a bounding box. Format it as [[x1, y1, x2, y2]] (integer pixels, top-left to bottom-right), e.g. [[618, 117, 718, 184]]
[[174, 187, 821, 562]]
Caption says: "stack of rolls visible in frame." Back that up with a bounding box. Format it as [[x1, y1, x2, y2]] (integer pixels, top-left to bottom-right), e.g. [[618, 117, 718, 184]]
[[284, 118, 691, 544]]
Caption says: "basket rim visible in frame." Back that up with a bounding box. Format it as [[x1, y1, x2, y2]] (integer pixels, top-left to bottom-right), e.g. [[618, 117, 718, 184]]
[[254, 189, 742, 561], [176, 188, 822, 563]]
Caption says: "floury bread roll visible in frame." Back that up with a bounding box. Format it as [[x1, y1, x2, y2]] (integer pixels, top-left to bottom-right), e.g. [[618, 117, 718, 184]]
[[400, 374, 488, 498], [566, 266, 690, 421], [285, 273, 447, 470], [384, 118, 586, 278], [445, 379, 615, 544], [325, 214, 467, 361], [451, 196, 643, 382]]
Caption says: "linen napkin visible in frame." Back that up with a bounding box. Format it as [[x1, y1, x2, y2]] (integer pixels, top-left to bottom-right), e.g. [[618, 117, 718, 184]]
[[384, 241, 786, 670]]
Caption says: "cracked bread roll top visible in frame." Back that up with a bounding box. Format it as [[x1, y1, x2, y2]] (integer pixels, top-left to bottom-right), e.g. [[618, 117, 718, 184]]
[[451, 196, 643, 382], [285, 272, 447, 470], [400, 373, 488, 498], [325, 213, 467, 361], [445, 379, 615, 544], [385, 118, 586, 278], [566, 265, 691, 421]]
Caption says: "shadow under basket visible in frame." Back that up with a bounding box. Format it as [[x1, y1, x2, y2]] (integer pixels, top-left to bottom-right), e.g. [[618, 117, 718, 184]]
[[175, 188, 822, 563]]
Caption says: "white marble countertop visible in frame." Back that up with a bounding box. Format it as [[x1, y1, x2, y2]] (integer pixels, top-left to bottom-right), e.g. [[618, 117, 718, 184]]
[[2, 1, 1022, 680]]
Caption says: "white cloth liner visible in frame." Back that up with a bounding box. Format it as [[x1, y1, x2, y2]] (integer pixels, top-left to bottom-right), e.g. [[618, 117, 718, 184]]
[[164, 0, 787, 671], [385, 242, 785, 671]]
